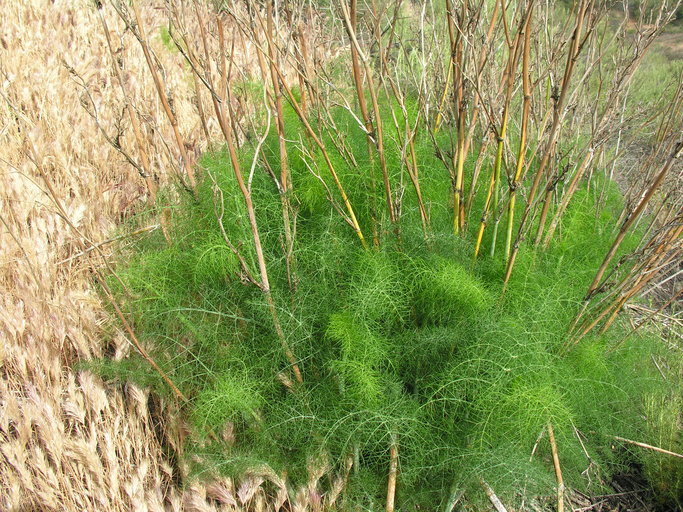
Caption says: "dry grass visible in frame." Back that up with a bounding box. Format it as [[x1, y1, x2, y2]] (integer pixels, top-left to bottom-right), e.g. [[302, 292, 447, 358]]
[[0, 1, 275, 509]]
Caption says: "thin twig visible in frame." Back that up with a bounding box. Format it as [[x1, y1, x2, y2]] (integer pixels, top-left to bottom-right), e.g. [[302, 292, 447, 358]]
[[480, 479, 509, 512], [613, 435, 683, 459], [58, 224, 160, 265]]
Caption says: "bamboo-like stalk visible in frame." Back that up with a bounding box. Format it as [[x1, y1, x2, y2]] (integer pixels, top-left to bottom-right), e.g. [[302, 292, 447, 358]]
[[246, 3, 271, 86], [570, 203, 681, 335], [504, 6, 533, 261], [385, 87, 430, 239], [408, 130, 431, 238], [598, 236, 682, 334], [532, 6, 618, 246], [346, 0, 373, 144], [278, 70, 369, 249], [540, 147, 594, 248], [445, 0, 467, 234], [433, 59, 453, 135], [474, 2, 529, 259], [463, 1, 501, 159], [283, 1, 309, 117], [461, 3, 502, 226], [444, 484, 464, 512], [504, 0, 590, 286]]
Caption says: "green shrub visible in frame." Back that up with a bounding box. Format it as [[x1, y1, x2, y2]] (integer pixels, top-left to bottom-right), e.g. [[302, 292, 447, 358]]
[[95, 101, 681, 510]]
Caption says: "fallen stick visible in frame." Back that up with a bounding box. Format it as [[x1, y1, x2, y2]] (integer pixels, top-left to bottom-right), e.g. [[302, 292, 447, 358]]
[[480, 479, 508, 512], [573, 499, 607, 512], [613, 436, 683, 459], [548, 422, 565, 512], [386, 435, 398, 512]]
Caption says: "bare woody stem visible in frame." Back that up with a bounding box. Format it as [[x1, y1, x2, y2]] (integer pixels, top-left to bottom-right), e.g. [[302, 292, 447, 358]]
[[547, 422, 565, 512], [189, 4, 303, 384], [97, 273, 187, 402], [97, 7, 157, 203], [386, 435, 398, 512], [341, 0, 380, 245], [504, 0, 590, 287], [127, 1, 197, 193], [371, 2, 429, 239], [24, 133, 185, 400], [540, 9, 677, 248], [341, 0, 396, 226], [445, 0, 467, 235], [264, 2, 296, 290], [260, 25, 368, 248], [585, 140, 683, 299], [504, 6, 533, 262], [568, 223, 681, 348]]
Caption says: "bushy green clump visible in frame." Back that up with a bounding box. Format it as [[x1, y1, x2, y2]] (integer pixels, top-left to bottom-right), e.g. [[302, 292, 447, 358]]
[[327, 311, 388, 407], [414, 257, 491, 325], [95, 101, 680, 510], [192, 373, 264, 432]]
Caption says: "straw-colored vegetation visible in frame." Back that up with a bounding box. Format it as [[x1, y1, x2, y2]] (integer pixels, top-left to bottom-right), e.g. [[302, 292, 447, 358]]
[[0, 1, 250, 510], [1, 0, 682, 511]]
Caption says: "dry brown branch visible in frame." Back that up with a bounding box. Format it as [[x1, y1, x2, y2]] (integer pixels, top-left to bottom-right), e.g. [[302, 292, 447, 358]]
[[386, 435, 399, 512], [480, 479, 509, 512], [613, 435, 683, 459], [548, 422, 566, 512]]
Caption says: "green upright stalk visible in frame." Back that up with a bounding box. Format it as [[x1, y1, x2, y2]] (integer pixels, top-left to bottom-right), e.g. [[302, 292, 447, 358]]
[[445, 0, 467, 234], [474, 1, 528, 259], [505, 7, 533, 261], [474, 123, 507, 259], [504, 0, 590, 286]]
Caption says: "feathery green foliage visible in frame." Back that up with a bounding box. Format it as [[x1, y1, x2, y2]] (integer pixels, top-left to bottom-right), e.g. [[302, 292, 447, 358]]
[[94, 100, 681, 510]]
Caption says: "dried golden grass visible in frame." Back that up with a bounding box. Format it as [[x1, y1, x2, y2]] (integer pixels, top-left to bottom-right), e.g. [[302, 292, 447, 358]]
[[0, 1, 276, 509]]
